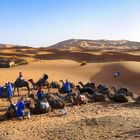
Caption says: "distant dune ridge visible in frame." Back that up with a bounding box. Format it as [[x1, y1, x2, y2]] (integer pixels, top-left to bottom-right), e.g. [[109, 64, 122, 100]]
[[1, 39, 140, 50], [48, 39, 140, 50], [0, 39, 140, 66]]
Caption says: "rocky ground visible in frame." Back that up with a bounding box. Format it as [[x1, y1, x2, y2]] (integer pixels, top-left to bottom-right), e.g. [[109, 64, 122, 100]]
[[0, 100, 139, 140]]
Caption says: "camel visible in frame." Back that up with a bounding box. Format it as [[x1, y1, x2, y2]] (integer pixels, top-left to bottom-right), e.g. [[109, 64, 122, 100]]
[[85, 92, 108, 102], [71, 94, 88, 105], [78, 82, 96, 89], [28, 79, 50, 92], [27, 93, 67, 114], [13, 80, 30, 96], [111, 86, 133, 96], [93, 93, 109, 102], [96, 84, 112, 99], [134, 96, 140, 103], [50, 81, 60, 88], [78, 84, 111, 102], [126, 92, 140, 103], [97, 84, 109, 94], [110, 86, 133, 103], [77, 82, 110, 102], [57, 85, 65, 94], [25, 99, 51, 115], [76, 85, 94, 95], [24, 94, 51, 115], [5, 102, 16, 119], [0, 87, 8, 98], [106, 87, 140, 103], [78, 82, 111, 99], [45, 93, 66, 110], [76, 83, 109, 102], [55, 90, 88, 106]]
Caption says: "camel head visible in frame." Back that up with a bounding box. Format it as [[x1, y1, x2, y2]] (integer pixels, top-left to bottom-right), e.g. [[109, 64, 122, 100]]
[[136, 96, 140, 103], [76, 85, 81, 90], [128, 92, 133, 97], [50, 81, 60, 88], [78, 82, 85, 87], [28, 79, 33, 82], [70, 82, 75, 88], [111, 86, 117, 93], [111, 86, 116, 90], [86, 82, 96, 89], [59, 80, 64, 85], [118, 87, 133, 97]]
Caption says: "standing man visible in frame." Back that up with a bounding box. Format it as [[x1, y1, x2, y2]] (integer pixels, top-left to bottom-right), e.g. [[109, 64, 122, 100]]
[[114, 71, 120, 88], [64, 79, 71, 95], [7, 82, 13, 100], [0, 85, 3, 97], [114, 71, 120, 78]]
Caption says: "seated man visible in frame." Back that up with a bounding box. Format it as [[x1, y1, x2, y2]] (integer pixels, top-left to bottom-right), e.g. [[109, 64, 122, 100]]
[[16, 72, 25, 85], [37, 86, 45, 101], [16, 97, 25, 119]]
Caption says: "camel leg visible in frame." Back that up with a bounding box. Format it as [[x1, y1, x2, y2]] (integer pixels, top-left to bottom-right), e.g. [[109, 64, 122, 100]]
[[60, 108, 67, 115], [46, 82, 50, 93], [13, 87, 15, 97], [51, 109, 57, 114], [27, 86, 30, 96], [48, 87, 50, 93], [17, 87, 20, 96]]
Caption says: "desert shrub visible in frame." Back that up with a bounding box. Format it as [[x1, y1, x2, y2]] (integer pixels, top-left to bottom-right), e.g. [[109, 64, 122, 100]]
[[16, 60, 28, 65], [10, 55, 17, 60], [80, 61, 87, 66]]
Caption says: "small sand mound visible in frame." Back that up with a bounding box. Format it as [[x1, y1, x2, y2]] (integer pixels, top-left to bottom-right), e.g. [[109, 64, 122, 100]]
[[85, 116, 125, 126]]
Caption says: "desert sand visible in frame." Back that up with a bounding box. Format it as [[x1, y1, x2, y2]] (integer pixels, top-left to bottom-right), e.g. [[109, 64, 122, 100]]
[[0, 40, 140, 140]]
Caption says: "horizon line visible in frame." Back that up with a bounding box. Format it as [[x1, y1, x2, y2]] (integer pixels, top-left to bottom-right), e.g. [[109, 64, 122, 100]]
[[0, 38, 140, 48]]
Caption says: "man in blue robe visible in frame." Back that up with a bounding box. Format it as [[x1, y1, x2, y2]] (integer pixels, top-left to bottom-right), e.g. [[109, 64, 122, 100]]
[[64, 80, 71, 101], [16, 97, 25, 118], [37, 86, 45, 101], [7, 82, 13, 99], [64, 80, 71, 95], [0, 85, 2, 97]]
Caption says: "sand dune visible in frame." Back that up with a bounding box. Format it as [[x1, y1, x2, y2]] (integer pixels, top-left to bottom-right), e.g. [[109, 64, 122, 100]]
[[0, 60, 139, 95]]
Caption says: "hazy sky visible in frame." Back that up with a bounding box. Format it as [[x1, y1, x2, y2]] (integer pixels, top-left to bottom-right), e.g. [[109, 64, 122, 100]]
[[0, 0, 140, 47]]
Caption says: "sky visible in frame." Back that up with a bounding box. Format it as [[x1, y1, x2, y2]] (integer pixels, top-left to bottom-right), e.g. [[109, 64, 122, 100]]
[[0, 0, 140, 47]]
